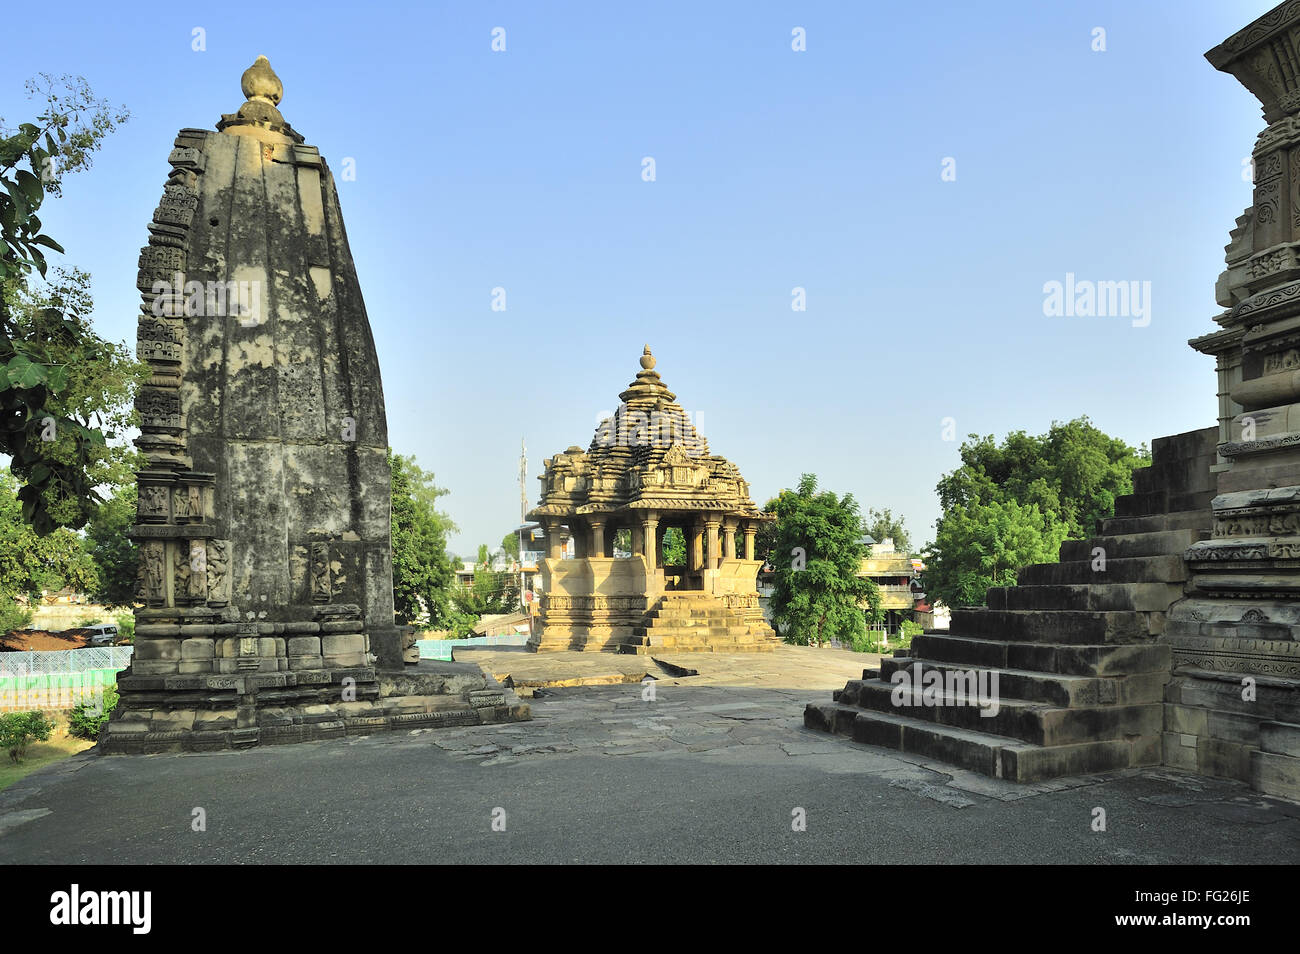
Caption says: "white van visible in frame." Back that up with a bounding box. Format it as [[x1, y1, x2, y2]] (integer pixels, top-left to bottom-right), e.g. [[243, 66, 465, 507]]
[[84, 624, 119, 646]]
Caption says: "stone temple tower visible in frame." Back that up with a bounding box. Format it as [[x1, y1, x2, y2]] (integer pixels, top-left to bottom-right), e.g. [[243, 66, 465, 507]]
[[104, 58, 529, 751]]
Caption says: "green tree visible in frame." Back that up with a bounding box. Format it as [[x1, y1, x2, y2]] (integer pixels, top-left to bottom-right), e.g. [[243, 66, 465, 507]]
[[0, 471, 100, 629], [389, 452, 457, 627], [863, 507, 911, 553], [925, 418, 1149, 607], [501, 531, 520, 561], [661, 527, 686, 566], [1, 75, 131, 534], [449, 569, 520, 634], [476, 543, 490, 568], [766, 474, 880, 648], [925, 498, 1071, 609], [83, 481, 138, 607]]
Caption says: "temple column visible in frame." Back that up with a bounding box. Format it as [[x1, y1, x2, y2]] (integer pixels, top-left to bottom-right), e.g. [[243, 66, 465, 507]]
[[631, 523, 644, 557], [642, 515, 659, 571], [689, 523, 704, 571], [573, 522, 587, 559], [590, 519, 606, 558], [723, 522, 737, 562], [743, 525, 757, 561], [544, 520, 563, 560], [704, 518, 721, 570]]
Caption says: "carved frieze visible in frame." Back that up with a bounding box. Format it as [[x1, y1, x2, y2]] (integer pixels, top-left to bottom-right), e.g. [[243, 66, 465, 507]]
[[138, 320, 183, 363], [137, 389, 182, 430]]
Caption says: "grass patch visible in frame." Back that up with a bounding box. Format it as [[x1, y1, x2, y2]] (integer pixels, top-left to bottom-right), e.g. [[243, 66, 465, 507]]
[[0, 728, 94, 792]]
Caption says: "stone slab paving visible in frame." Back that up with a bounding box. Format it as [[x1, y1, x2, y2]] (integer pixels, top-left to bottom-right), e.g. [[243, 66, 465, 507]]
[[454, 643, 878, 693], [1, 681, 1298, 864]]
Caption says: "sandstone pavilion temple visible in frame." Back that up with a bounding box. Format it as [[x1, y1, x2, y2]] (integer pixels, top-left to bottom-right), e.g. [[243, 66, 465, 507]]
[[527, 347, 778, 654]]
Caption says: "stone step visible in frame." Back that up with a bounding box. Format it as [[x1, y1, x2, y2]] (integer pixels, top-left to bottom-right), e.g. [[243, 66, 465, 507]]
[[1099, 509, 1213, 536], [618, 640, 775, 655], [833, 678, 1163, 747], [1251, 750, 1300, 801], [1261, 721, 1300, 758], [1132, 458, 1217, 497], [1059, 528, 1208, 562], [909, 632, 1170, 677], [1149, 428, 1218, 466], [987, 581, 1184, 613], [1113, 489, 1214, 518], [635, 623, 752, 636], [948, 608, 1153, 643], [804, 704, 1156, 781], [649, 613, 734, 623], [1016, 554, 1188, 586], [870, 659, 1168, 707]]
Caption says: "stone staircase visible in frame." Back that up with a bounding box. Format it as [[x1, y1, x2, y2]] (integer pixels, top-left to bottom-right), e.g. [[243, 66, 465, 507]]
[[618, 593, 779, 654], [805, 428, 1218, 782]]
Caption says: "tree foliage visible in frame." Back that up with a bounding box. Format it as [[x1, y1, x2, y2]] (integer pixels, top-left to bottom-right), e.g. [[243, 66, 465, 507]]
[[1, 75, 131, 534], [389, 451, 457, 627], [0, 471, 101, 628], [766, 474, 880, 648], [925, 417, 1147, 607], [924, 498, 1070, 609], [83, 481, 138, 607], [661, 526, 686, 566], [863, 507, 911, 553]]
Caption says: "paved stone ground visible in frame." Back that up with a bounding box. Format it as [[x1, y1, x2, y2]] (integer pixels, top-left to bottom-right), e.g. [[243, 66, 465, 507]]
[[452, 642, 878, 692], [1, 680, 1298, 864]]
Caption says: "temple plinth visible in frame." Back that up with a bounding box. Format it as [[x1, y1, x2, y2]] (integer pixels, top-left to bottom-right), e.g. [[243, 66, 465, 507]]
[[527, 346, 778, 653]]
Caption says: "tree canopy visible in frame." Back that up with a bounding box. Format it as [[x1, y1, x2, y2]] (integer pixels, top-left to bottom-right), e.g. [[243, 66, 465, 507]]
[[1, 74, 131, 534], [765, 474, 881, 649], [863, 507, 911, 553], [925, 417, 1148, 607], [389, 451, 457, 627]]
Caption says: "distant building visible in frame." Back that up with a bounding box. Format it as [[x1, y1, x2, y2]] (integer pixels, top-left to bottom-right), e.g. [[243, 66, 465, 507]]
[[857, 535, 924, 634]]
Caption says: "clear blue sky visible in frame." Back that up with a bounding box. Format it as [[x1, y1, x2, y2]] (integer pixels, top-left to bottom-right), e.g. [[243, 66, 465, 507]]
[[1, 0, 1279, 556]]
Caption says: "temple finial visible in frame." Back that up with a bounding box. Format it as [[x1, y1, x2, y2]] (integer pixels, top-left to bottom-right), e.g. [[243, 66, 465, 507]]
[[640, 344, 656, 370], [241, 56, 283, 107]]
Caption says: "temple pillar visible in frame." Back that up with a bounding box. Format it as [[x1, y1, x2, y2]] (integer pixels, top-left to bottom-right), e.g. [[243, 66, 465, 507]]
[[743, 525, 757, 561], [689, 523, 704, 572], [590, 519, 606, 559], [642, 515, 659, 571], [630, 523, 644, 557], [723, 522, 737, 562], [545, 520, 563, 560], [704, 518, 721, 570]]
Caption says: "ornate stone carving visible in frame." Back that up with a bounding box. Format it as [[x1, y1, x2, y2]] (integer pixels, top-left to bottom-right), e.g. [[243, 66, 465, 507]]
[[137, 320, 183, 363], [310, 542, 331, 603], [139, 541, 165, 605], [137, 389, 182, 429], [206, 539, 231, 605]]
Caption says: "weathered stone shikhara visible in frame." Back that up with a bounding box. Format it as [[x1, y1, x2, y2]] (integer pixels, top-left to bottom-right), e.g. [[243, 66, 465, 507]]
[[527, 346, 778, 653], [808, 2, 1300, 800], [101, 57, 528, 753]]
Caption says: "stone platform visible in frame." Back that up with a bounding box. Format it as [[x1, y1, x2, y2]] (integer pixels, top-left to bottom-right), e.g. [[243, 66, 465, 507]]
[[100, 659, 531, 754], [454, 642, 875, 695]]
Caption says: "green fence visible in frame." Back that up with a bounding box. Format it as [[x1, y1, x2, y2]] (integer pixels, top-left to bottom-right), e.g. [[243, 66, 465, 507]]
[[0, 668, 118, 712]]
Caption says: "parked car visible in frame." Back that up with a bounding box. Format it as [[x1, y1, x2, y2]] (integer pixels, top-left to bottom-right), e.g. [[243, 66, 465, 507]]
[[84, 624, 119, 646]]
